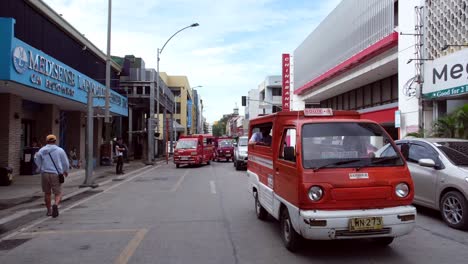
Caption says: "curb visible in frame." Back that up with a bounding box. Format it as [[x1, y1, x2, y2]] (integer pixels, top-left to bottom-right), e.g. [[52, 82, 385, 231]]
[[0, 162, 160, 236]]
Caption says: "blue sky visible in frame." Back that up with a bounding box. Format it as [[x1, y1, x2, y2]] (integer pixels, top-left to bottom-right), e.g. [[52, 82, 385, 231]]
[[43, 0, 340, 123]]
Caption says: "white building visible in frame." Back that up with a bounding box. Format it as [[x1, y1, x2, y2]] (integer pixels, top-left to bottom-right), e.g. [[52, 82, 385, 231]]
[[258, 75, 282, 114]]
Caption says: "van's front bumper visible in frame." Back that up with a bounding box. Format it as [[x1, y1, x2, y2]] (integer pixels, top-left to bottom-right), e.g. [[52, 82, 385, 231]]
[[298, 205, 416, 240]]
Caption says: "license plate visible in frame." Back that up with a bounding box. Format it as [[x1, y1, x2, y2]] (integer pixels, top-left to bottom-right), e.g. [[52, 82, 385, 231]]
[[181, 157, 188, 160], [226, 154, 231, 157], [349, 217, 383, 231]]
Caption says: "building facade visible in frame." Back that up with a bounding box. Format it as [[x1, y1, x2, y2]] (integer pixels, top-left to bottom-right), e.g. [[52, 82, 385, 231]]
[[258, 75, 282, 114], [293, 0, 399, 138], [0, 1, 128, 176]]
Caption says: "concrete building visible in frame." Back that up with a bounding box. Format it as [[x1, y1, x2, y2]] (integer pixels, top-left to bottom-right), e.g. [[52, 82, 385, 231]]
[[292, 0, 399, 138], [258, 75, 282, 114], [0, 1, 128, 176]]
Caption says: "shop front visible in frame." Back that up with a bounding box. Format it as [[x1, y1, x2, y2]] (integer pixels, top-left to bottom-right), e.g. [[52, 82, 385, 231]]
[[423, 48, 468, 124], [0, 17, 128, 176]]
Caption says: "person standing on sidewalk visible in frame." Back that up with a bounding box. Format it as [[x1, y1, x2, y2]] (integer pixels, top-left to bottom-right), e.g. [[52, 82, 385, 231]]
[[115, 137, 125, 174], [34, 134, 69, 218]]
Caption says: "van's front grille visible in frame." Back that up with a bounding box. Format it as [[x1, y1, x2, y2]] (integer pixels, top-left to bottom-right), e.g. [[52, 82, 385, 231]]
[[335, 227, 392, 237]]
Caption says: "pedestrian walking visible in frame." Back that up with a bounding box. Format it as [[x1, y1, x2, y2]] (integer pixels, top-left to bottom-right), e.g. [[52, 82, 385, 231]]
[[34, 134, 69, 218], [115, 137, 125, 174]]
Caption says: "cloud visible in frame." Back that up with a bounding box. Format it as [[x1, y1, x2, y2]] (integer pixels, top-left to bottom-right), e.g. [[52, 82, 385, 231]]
[[43, 0, 341, 123]]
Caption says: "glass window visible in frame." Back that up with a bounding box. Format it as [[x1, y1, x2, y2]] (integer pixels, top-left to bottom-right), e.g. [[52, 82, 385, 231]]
[[436, 141, 468, 166], [301, 122, 403, 169], [238, 137, 248, 146], [176, 140, 197, 149], [407, 144, 437, 163], [219, 140, 233, 147], [249, 123, 273, 146], [279, 128, 297, 162]]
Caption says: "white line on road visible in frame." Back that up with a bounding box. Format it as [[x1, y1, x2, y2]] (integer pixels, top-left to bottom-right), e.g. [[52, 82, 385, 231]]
[[0, 165, 159, 242], [210, 181, 217, 194], [170, 170, 189, 192]]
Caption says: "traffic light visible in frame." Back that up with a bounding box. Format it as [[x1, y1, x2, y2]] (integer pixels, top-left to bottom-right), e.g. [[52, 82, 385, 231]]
[[241, 96, 246, 106]]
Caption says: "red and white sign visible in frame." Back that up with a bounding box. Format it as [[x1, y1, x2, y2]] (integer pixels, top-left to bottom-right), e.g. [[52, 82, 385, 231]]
[[304, 108, 333, 116], [282, 54, 291, 111]]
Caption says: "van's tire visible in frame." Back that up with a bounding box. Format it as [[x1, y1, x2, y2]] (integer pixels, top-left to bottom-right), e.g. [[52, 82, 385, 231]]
[[207, 160, 211, 165], [254, 192, 268, 220], [371, 237, 394, 246], [280, 207, 302, 252], [440, 191, 468, 230], [176, 164, 180, 168], [235, 161, 240, 171]]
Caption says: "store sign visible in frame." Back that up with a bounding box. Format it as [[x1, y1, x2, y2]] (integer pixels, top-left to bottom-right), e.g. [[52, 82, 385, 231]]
[[423, 48, 468, 99], [0, 18, 128, 116], [187, 99, 192, 128], [395, 110, 401, 128], [282, 54, 291, 111], [304, 108, 333, 116]]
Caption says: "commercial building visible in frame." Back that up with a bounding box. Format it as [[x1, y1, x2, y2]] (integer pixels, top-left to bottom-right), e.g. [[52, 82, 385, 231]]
[[292, 0, 399, 138], [0, 1, 128, 176], [258, 75, 283, 114], [399, 0, 468, 137]]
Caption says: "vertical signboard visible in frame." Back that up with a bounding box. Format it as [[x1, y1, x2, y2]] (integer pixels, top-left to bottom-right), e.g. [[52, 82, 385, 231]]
[[187, 99, 192, 128], [282, 54, 291, 111]]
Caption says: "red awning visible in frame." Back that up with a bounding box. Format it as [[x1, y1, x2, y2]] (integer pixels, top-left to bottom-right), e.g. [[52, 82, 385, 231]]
[[360, 107, 398, 124]]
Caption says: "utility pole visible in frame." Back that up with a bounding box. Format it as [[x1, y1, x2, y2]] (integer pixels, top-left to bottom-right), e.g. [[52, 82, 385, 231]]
[[81, 89, 98, 188], [155, 49, 160, 159], [104, 0, 112, 140], [147, 80, 155, 164]]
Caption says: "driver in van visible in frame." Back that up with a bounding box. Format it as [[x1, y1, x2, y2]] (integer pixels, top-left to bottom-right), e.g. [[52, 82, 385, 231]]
[[249, 127, 272, 146]]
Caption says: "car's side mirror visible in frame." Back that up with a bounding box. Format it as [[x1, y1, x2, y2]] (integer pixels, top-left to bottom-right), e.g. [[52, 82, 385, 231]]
[[284, 146, 296, 162], [234, 142, 238, 147], [418, 158, 436, 168]]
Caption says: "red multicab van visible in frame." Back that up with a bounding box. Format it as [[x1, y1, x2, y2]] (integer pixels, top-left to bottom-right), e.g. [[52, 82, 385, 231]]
[[174, 135, 213, 168], [214, 137, 234, 162], [248, 109, 416, 251]]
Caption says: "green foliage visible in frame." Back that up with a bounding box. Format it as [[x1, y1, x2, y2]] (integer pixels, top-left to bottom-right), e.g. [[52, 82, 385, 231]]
[[212, 115, 232, 136], [432, 104, 468, 139]]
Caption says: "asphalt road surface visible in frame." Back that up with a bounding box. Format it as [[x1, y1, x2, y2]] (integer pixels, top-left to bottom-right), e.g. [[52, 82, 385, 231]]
[[1, 161, 467, 264]]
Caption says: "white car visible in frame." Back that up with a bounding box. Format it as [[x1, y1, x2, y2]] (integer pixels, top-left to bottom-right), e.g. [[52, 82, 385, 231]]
[[378, 138, 468, 230]]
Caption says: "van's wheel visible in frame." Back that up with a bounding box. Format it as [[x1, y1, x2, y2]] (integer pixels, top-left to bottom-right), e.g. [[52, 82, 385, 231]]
[[207, 160, 211, 165], [440, 191, 468, 230], [176, 164, 180, 168], [280, 207, 302, 252], [371, 237, 394, 246], [235, 161, 240, 171], [254, 192, 268, 220]]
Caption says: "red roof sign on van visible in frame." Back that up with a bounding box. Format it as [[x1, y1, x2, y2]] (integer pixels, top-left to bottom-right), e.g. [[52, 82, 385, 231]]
[[304, 108, 333, 116]]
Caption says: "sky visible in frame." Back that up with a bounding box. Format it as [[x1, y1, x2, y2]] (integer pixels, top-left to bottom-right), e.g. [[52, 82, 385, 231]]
[[43, 0, 341, 123]]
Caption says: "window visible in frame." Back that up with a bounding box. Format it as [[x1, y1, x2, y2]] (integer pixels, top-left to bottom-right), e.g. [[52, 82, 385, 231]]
[[249, 123, 273, 146], [176, 102, 181, 114], [279, 128, 297, 162], [272, 88, 282, 96], [407, 144, 438, 163]]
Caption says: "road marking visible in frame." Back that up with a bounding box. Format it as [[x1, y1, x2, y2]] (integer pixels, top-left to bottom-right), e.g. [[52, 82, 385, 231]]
[[0, 165, 158, 242], [170, 170, 189, 192], [210, 181, 217, 194], [21, 229, 138, 236], [115, 228, 148, 264]]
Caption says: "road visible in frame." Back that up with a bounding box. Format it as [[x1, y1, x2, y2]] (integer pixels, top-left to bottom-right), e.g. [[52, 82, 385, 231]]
[[0, 161, 467, 264]]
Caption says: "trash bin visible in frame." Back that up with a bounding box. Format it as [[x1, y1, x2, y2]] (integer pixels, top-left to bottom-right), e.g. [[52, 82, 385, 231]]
[[20, 147, 40, 175], [0, 167, 13, 186]]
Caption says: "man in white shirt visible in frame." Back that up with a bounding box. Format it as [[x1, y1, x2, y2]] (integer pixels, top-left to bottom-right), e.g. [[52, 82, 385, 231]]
[[115, 138, 125, 174]]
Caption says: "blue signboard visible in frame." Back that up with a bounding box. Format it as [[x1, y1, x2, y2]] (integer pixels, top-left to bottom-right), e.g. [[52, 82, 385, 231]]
[[0, 18, 128, 116], [187, 99, 192, 128]]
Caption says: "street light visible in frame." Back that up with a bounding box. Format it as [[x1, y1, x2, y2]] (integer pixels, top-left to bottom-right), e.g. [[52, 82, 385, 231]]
[[148, 22, 199, 164]]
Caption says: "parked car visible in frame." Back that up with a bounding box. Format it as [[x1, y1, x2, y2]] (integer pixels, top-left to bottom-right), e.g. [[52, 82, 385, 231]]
[[233, 136, 248, 170], [377, 138, 468, 230]]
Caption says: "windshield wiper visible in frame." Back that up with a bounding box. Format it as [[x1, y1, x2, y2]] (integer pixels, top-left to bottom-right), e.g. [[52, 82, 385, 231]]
[[312, 159, 361, 172], [371, 156, 401, 165]]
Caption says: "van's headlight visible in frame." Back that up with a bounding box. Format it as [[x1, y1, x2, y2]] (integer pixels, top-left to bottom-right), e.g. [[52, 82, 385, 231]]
[[395, 183, 409, 198], [308, 186, 323, 201]]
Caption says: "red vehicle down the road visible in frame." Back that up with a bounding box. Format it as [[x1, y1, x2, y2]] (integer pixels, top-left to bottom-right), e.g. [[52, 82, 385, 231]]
[[214, 137, 234, 162], [174, 135, 212, 168]]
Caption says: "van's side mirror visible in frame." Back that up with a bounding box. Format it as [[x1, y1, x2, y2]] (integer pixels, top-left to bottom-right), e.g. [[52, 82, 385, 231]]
[[284, 146, 295, 162], [418, 158, 436, 168]]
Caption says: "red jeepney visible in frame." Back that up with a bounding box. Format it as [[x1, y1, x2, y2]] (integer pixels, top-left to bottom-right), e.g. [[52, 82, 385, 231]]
[[248, 109, 416, 251], [174, 135, 213, 168], [214, 136, 235, 162]]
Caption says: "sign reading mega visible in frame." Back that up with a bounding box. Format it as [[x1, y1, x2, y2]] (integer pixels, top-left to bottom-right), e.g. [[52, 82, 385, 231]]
[[0, 18, 128, 116], [282, 54, 291, 111], [424, 48, 468, 99]]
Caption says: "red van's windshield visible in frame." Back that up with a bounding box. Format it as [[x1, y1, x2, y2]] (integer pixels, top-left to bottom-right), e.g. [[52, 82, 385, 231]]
[[176, 140, 198, 149], [301, 122, 403, 170]]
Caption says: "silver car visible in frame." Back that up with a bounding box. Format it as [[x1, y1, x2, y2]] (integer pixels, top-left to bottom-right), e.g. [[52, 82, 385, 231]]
[[233, 136, 248, 170], [378, 138, 468, 229]]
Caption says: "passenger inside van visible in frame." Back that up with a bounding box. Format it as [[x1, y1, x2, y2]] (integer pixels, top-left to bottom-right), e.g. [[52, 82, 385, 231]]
[[249, 127, 272, 146]]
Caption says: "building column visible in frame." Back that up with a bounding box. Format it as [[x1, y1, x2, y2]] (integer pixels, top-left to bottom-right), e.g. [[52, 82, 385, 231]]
[[0, 94, 22, 176], [35, 104, 60, 145]]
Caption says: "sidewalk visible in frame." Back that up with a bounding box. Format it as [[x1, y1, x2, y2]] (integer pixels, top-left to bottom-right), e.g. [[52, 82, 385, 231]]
[[0, 160, 149, 215]]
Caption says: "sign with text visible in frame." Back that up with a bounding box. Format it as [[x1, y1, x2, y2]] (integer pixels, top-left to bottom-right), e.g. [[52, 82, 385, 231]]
[[304, 108, 333, 116], [282, 54, 291, 111], [423, 48, 468, 99]]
